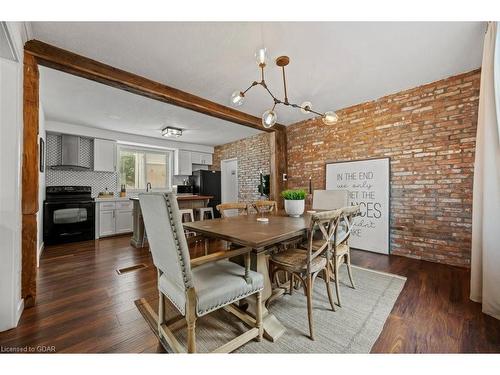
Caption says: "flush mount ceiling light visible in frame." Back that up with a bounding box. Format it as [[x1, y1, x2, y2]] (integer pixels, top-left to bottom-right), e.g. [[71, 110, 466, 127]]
[[230, 48, 339, 128], [162, 127, 183, 138]]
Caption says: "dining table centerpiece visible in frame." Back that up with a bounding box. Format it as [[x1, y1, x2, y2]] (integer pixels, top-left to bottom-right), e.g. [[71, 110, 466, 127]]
[[281, 189, 307, 217]]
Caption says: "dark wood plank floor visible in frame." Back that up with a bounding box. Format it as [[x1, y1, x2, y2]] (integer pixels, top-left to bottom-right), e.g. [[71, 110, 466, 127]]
[[0, 235, 498, 353]]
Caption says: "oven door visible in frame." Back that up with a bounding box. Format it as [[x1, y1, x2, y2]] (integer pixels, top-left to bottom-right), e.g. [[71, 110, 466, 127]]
[[44, 201, 95, 245]]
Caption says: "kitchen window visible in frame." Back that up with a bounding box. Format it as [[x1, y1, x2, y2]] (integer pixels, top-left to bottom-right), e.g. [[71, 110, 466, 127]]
[[118, 146, 172, 191]]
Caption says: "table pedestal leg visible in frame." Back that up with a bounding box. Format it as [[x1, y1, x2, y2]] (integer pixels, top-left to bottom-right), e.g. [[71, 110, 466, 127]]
[[244, 248, 286, 342]]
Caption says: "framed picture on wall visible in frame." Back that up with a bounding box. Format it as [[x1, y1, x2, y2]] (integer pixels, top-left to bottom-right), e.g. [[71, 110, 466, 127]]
[[325, 157, 390, 254], [39, 137, 45, 172]]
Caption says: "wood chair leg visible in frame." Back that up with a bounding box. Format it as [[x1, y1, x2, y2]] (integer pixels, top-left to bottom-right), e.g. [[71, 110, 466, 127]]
[[323, 268, 336, 312], [334, 256, 342, 307], [186, 288, 197, 353], [256, 291, 263, 341], [289, 273, 294, 295], [346, 252, 356, 289], [187, 317, 196, 353], [305, 275, 314, 340]]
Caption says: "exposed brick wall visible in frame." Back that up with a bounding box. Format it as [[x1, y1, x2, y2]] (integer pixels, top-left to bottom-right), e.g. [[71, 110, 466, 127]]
[[211, 132, 271, 206], [287, 69, 480, 267]]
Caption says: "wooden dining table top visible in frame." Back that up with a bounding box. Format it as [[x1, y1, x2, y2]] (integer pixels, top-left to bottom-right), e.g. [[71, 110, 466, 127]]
[[183, 212, 313, 250]]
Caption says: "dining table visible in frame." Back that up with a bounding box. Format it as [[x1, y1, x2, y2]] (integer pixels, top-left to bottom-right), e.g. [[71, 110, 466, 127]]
[[183, 212, 313, 342]]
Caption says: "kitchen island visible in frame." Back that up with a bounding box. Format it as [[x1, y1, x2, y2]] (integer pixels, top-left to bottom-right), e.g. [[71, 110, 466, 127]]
[[129, 194, 213, 248]]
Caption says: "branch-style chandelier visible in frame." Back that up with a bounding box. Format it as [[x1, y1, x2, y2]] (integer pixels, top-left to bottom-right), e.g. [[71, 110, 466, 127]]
[[230, 48, 339, 128]]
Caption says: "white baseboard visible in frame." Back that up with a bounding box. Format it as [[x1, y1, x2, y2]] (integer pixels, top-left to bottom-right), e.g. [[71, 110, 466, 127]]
[[15, 298, 24, 325], [37, 242, 44, 268]]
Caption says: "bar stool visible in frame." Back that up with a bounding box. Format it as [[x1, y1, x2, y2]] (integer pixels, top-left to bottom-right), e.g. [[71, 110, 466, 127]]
[[179, 209, 196, 238], [195, 207, 214, 221]]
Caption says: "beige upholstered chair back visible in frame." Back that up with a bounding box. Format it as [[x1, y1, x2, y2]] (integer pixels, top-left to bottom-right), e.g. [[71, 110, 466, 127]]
[[138, 193, 194, 295], [312, 190, 349, 210]]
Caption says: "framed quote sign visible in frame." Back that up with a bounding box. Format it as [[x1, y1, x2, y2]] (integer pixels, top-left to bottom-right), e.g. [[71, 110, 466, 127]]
[[326, 157, 390, 254]]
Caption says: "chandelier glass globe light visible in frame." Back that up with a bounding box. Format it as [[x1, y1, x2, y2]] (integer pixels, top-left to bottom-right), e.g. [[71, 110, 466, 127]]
[[230, 90, 245, 106], [262, 109, 277, 128]]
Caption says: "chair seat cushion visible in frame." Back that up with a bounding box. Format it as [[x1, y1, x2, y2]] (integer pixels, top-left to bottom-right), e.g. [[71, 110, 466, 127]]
[[192, 260, 264, 317], [271, 248, 327, 273]]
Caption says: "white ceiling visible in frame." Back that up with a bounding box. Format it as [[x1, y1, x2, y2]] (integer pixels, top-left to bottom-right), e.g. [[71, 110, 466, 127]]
[[33, 22, 485, 142], [39, 66, 260, 146]]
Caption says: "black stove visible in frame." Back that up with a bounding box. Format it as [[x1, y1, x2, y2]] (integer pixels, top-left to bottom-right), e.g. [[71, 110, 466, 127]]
[[44, 186, 95, 245], [45, 186, 94, 202]]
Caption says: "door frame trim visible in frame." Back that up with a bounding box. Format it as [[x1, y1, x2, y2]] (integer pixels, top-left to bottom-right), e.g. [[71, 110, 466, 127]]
[[220, 158, 238, 203]]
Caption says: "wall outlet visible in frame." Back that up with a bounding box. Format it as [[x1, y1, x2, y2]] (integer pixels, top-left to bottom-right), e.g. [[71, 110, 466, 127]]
[[282, 173, 288, 181]]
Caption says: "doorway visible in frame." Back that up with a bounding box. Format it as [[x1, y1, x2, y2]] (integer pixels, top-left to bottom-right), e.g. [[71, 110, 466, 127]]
[[221, 158, 238, 216]]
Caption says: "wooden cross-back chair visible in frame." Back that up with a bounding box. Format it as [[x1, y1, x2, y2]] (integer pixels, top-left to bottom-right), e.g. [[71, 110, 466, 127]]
[[139, 193, 263, 353], [252, 200, 278, 214], [216, 202, 248, 218], [310, 205, 361, 307], [269, 209, 342, 340]]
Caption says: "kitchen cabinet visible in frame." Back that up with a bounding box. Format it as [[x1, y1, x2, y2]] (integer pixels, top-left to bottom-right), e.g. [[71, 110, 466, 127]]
[[96, 200, 133, 238], [94, 139, 116, 172], [115, 209, 133, 234], [191, 151, 212, 165], [174, 149, 192, 175], [99, 209, 115, 237], [202, 153, 213, 165]]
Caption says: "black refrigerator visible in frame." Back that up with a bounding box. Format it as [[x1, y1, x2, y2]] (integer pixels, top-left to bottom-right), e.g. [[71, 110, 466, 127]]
[[192, 170, 221, 218]]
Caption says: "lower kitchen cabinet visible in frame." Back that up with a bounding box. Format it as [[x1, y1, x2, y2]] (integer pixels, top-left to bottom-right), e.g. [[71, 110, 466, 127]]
[[99, 210, 116, 237], [96, 200, 133, 238], [115, 209, 133, 234]]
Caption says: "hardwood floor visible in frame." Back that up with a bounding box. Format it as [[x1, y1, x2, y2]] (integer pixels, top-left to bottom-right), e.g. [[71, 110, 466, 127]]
[[0, 235, 498, 353]]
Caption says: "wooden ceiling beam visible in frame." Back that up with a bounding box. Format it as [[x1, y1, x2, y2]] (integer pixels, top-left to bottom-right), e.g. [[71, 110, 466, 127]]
[[24, 39, 286, 133]]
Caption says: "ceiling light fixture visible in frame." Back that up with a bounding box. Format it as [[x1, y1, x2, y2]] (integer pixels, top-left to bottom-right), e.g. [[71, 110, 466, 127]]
[[230, 48, 339, 128], [162, 127, 183, 138]]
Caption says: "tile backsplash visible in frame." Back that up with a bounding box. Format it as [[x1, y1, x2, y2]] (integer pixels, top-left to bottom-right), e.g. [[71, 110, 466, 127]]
[[46, 134, 118, 197]]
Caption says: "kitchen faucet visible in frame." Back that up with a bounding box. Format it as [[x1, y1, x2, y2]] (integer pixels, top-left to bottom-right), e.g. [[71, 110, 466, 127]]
[[146, 182, 152, 192]]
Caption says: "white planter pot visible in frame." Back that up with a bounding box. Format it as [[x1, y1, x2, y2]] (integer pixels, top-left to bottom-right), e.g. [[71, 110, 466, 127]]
[[284, 199, 305, 217]]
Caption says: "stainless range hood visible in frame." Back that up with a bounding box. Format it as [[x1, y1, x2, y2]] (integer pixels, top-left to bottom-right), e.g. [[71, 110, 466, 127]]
[[50, 135, 90, 171]]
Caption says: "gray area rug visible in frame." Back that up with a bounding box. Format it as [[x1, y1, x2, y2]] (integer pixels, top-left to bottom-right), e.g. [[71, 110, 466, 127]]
[[136, 265, 406, 353]]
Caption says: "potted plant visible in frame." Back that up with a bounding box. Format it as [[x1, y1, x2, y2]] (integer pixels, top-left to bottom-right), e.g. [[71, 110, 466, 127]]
[[281, 189, 307, 217]]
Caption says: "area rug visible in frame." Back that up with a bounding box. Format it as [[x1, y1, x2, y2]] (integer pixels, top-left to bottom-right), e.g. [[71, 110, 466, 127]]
[[135, 265, 406, 353]]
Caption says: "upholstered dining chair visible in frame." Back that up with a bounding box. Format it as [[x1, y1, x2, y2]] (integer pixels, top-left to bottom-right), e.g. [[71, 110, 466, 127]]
[[312, 189, 349, 211], [269, 209, 341, 340], [252, 200, 278, 214], [310, 205, 361, 307], [139, 192, 263, 353], [216, 202, 248, 218]]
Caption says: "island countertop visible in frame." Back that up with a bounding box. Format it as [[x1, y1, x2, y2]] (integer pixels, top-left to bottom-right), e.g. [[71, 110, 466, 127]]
[[130, 194, 214, 248], [129, 194, 214, 201]]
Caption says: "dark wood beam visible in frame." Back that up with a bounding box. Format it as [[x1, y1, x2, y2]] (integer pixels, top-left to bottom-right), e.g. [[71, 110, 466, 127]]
[[22, 52, 39, 307], [24, 39, 286, 133]]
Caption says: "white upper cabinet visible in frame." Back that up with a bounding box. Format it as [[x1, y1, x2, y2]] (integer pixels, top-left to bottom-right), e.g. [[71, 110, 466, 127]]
[[201, 153, 213, 165], [191, 151, 202, 164], [191, 151, 213, 165], [174, 149, 192, 175], [94, 139, 116, 172]]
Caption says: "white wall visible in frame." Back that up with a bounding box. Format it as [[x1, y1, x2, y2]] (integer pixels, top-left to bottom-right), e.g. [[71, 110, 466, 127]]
[[0, 22, 29, 332], [37, 103, 46, 266]]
